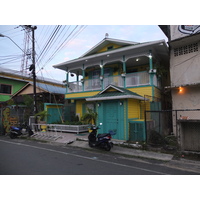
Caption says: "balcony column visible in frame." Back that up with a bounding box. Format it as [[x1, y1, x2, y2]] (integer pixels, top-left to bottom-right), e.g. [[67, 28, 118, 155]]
[[149, 50, 154, 86], [149, 50, 156, 98], [82, 64, 85, 91], [122, 55, 126, 88], [100, 60, 104, 90], [66, 71, 69, 93]]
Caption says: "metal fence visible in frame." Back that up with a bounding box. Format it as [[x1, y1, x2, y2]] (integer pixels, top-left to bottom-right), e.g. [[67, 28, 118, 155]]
[[145, 109, 200, 152]]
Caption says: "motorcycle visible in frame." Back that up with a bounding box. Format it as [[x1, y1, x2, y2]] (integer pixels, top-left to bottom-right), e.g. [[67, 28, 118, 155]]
[[88, 125, 116, 151], [9, 122, 34, 139]]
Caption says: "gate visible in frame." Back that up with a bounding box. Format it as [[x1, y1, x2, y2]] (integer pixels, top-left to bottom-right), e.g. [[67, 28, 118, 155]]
[[145, 109, 200, 152], [129, 121, 146, 142]]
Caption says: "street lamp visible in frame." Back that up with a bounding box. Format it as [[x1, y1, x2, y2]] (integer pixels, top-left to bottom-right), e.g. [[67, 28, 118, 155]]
[[0, 33, 25, 54]]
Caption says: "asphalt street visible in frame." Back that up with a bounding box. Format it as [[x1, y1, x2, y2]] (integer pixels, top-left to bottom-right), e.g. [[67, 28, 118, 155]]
[[0, 136, 199, 175]]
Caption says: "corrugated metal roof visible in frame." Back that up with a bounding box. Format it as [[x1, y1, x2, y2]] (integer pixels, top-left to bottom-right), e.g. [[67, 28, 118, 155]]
[[34, 82, 66, 94]]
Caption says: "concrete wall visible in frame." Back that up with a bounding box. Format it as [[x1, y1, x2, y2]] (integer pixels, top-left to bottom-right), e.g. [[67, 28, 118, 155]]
[[170, 41, 200, 87]]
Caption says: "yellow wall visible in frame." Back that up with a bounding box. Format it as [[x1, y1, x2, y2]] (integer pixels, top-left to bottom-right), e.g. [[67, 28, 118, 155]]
[[128, 99, 140, 119], [97, 43, 121, 53], [154, 87, 161, 99], [76, 100, 85, 117], [128, 86, 152, 97]]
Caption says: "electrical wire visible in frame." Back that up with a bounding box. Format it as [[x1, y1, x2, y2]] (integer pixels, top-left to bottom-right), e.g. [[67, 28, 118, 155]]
[[36, 25, 61, 64]]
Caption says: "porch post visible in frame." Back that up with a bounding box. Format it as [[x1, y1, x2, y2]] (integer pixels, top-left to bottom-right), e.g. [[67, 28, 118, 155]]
[[122, 55, 126, 88], [101, 60, 104, 90], [82, 64, 85, 91], [149, 50, 154, 86], [149, 50, 155, 97], [66, 71, 68, 93]]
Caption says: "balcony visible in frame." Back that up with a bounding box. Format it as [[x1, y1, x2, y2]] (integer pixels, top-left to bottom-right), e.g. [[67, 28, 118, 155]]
[[67, 71, 151, 93]]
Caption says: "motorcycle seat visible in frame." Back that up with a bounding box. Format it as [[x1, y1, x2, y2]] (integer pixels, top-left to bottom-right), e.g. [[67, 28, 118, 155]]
[[97, 133, 110, 138], [11, 126, 21, 131]]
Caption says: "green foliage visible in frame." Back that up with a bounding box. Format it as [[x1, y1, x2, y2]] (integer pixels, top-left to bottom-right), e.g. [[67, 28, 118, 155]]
[[23, 95, 34, 107], [64, 121, 83, 125], [7, 99, 15, 105], [148, 130, 165, 146], [81, 108, 97, 125], [35, 110, 51, 121]]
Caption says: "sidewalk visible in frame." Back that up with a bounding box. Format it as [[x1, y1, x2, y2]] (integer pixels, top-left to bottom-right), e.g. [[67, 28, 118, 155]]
[[29, 131, 200, 173], [30, 131, 173, 161]]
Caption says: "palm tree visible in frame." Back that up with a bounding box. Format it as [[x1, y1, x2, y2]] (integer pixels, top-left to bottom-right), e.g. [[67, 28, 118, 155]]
[[81, 108, 97, 125]]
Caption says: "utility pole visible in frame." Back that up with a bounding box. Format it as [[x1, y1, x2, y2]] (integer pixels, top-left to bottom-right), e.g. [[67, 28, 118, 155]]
[[23, 25, 38, 117]]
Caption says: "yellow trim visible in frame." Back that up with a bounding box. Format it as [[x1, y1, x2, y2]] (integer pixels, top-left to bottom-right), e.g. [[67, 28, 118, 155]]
[[65, 91, 99, 99]]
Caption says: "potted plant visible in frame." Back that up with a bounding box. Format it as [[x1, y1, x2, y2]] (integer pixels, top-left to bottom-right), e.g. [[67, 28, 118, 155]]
[[34, 110, 51, 132]]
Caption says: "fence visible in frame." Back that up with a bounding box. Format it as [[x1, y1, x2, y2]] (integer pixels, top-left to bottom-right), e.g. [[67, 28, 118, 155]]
[[145, 109, 200, 152], [31, 123, 89, 134]]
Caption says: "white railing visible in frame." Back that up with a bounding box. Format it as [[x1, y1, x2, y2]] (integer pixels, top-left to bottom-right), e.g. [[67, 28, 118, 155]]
[[126, 71, 150, 87], [31, 123, 89, 134], [103, 75, 124, 88], [84, 78, 101, 91], [68, 81, 82, 93], [67, 71, 151, 93]]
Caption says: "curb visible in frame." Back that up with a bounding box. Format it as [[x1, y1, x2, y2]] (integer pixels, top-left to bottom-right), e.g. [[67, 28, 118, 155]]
[[68, 140, 174, 161]]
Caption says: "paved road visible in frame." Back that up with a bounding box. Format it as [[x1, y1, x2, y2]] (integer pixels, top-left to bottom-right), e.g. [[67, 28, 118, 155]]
[[0, 136, 199, 175]]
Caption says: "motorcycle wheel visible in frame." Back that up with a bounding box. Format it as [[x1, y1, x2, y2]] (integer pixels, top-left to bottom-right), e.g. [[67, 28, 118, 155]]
[[10, 133, 16, 139], [104, 142, 111, 151], [89, 141, 94, 147]]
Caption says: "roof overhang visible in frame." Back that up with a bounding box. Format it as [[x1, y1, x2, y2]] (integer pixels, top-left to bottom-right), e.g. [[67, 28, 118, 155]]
[[86, 95, 146, 101], [53, 39, 168, 72]]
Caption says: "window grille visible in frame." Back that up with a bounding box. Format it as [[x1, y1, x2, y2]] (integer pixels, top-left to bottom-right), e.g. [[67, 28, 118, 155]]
[[174, 43, 198, 57]]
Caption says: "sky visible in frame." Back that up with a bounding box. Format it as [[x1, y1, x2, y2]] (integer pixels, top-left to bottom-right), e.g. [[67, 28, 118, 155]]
[[0, 25, 168, 82]]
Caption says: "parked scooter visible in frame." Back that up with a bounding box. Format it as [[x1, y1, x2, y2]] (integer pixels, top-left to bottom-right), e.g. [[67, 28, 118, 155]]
[[9, 122, 34, 139], [88, 125, 116, 151]]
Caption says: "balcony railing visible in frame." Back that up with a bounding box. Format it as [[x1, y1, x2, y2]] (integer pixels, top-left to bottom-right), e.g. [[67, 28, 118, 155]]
[[126, 71, 150, 87], [84, 78, 101, 91], [67, 71, 151, 93]]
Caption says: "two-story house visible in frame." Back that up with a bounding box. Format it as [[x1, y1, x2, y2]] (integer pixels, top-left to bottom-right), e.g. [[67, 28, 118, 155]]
[[53, 37, 169, 141]]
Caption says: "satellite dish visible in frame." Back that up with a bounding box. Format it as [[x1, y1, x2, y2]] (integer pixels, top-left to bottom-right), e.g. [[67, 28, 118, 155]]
[[105, 33, 109, 38]]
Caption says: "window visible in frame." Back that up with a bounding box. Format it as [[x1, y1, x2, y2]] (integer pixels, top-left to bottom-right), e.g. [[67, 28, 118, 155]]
[[107, 46, 113, 50], [0, 84, 12, 94]]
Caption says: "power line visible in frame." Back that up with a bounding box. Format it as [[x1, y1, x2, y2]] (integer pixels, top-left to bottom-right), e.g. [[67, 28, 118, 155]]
[[36, 25, 61, 64], [40, 25, 79, 67]]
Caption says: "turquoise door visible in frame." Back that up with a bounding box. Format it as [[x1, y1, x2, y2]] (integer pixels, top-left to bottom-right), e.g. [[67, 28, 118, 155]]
[[104, 101, 118, 136], [47, 107, 62, 124], [98, 100, 125, 140]]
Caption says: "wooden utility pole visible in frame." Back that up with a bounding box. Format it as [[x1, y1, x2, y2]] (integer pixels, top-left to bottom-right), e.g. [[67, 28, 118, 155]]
[[23, 25, 38, 116]]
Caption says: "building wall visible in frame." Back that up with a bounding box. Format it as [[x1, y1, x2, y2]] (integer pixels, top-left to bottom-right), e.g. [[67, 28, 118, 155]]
[[172, 86, 200, 110], [97, 43, 121, 53], [128, 86, 153, 97], [128, 99, 140, 119], [0, 78, 27, 102], [170, 41, 200, 87]]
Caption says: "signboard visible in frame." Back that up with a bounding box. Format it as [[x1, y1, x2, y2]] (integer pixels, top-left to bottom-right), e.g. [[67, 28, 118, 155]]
[[171, 25, 200, 40]]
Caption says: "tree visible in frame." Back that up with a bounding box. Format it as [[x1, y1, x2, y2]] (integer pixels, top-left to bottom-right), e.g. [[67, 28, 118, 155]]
[[81, 108, 97, 125]]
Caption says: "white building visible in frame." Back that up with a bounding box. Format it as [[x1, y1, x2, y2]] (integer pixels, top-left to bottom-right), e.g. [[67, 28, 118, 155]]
[[160, 25, 200, 151]]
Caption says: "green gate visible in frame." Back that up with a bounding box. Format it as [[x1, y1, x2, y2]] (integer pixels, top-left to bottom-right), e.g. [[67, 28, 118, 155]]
[[129, 120, 146, 142]]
